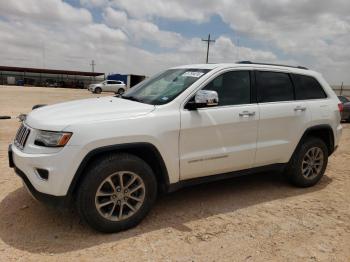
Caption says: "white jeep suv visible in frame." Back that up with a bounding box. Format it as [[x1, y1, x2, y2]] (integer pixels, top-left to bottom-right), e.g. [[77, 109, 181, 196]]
[[9, 62, 342, 233], [88, 80, 126, 95]]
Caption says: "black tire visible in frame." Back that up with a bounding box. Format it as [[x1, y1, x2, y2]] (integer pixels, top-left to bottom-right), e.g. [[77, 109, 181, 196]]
[[76, 153, 157, 233], [286, 137, 328, 187], [94, 87, 102, 94], [117, 88, 125, 95]]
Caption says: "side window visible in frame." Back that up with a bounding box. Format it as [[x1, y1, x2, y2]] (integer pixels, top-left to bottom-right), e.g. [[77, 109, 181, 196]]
[[256, 71, 294, 103], [292, 74, 327, 100], [202, 71, 251, 106]]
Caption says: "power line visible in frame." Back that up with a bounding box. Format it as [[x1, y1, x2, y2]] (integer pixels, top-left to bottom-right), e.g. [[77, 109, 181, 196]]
[[202, 34, 216, 64]]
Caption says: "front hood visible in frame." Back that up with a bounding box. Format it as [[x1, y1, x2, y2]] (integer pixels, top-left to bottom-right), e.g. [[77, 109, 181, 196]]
[[26, 96, 155, 131]]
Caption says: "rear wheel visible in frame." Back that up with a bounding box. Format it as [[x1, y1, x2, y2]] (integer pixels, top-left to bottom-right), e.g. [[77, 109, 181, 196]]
[[94, 87, 102, 94], [117, 88, 125, 95], [76, 153, 157, 233], [286, 137, 328, 187]]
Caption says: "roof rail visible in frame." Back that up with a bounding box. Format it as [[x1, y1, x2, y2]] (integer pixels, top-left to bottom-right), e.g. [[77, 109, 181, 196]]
[[237, 61, 308, 70]]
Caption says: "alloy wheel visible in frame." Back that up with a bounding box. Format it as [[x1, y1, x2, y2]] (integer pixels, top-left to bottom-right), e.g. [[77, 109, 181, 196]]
[[95, 171, 146, 221], [301, 147, 324, 180]]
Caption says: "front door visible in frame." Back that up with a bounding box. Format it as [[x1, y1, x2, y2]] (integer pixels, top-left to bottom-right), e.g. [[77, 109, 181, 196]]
[[179, 70, 259, 180]]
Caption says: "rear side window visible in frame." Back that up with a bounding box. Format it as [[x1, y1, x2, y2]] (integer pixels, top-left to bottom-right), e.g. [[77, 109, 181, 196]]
[[292, 74, 327, 100], [256, 71, 294, 102], [203, 70, 251, 106]]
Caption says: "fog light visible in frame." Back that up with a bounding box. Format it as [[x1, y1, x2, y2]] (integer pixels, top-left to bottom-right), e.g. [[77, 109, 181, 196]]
[[36, 168, 49, 180]]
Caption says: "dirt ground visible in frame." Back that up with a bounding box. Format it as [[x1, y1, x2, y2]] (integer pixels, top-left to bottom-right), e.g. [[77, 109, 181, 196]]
[[0, 86, 349, 261]]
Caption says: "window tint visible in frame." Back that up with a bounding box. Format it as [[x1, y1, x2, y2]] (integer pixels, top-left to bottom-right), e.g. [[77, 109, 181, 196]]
[[107, 80, 117, 84], [202, 71, 251, 106], [257, 71, 294, 103], [292, 74, 327, 100]]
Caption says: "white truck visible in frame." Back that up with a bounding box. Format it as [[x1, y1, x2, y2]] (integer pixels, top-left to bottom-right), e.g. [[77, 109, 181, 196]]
[[9, 62, 342, 233]]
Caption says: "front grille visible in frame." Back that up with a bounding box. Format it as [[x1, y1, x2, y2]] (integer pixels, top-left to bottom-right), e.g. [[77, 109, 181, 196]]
[[14, 124, 31, 150]]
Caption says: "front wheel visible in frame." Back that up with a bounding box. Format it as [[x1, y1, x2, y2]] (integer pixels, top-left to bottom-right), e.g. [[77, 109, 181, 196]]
[[286, 137, 328, 187], [76, 153, 157, 233], [94, 87, 102, 94]]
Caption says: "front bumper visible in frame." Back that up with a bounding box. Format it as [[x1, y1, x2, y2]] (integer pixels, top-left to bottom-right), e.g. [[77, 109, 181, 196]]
[[8, 145, 70, 207], [8, 143, 82, 198], [16, 167, 69, 207], [8, 144, 14, 168]]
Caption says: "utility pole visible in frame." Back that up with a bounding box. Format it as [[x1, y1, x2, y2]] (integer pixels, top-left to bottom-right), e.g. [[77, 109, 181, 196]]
[[42, 42, 46, 69], [90, 60, 96, 73], [236, 37, 240, 61], [340, 81, 344, 96], [202, 34, 216, 63]]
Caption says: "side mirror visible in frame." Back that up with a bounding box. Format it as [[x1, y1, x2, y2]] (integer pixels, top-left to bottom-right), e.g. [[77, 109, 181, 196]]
[[186, 90, 219, 110]]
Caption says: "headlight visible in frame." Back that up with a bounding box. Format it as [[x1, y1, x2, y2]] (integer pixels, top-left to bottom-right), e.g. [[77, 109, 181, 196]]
[[34, 130, 72, 147]]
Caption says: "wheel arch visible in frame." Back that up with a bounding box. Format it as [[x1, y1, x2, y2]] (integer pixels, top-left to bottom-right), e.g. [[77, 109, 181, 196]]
[[295, 124, 335, 157], [67, 143, 170, 196]]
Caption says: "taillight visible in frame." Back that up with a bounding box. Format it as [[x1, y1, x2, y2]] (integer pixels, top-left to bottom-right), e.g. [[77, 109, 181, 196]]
[[338, 103, 344, 112]]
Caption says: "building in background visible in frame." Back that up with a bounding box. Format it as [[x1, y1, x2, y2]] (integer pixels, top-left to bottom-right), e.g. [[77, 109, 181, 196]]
[[107, 73, 146, 89], [0, 66, 105, 88]]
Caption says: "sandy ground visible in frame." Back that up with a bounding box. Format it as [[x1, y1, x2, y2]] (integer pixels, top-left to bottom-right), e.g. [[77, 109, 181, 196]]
[[0, 86, 349, 261]]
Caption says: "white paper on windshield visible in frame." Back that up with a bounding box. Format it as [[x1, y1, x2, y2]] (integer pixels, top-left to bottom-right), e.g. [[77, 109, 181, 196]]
[[182, 71, 205, 78]]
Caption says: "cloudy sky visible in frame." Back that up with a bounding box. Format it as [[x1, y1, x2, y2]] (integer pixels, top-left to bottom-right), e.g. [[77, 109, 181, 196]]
[[0, 0, 349, 84]]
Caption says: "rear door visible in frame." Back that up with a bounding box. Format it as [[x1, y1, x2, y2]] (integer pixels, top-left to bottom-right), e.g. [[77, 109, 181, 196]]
[[254, 70, 311, 167], [292, 74, 330, 122], [116, 81, 125, 91], [179, 70, 259, 180]]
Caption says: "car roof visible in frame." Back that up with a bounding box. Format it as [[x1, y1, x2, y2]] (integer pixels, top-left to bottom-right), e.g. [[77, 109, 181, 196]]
[[171, 63, 319, 77]]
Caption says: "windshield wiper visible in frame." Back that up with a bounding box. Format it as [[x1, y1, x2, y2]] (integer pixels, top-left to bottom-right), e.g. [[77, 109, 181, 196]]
[[121, 95, 143, 103]]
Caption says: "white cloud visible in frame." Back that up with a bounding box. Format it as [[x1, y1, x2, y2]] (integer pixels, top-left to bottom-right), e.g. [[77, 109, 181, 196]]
[[0, 0, 92, 24], [0, 0, 277, 76], [1, 0, 349, 84], [103, 7, 184, 48], [108, 0, 350, 83], [109, 0, 215, 22], [80, 0, 109, 8]]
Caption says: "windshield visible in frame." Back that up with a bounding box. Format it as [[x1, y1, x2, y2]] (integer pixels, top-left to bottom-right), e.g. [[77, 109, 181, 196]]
[[122, 68, 211, 105]]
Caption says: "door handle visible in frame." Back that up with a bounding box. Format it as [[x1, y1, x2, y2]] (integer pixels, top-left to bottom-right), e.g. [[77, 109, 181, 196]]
[[294, 106, 307, 112], [239, 111, 256, 117]]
